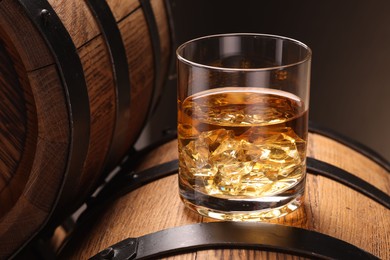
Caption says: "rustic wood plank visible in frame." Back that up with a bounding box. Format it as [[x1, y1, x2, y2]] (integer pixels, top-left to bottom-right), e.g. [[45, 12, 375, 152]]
[[306, 133, 390, 259], [28, 66, 70, 142], [0, 62, 69, 254], [184, 250, 309, 260], [0, 66, 71, 260], [61, 134, 389, 259], [308, 133, 390, 193], [0, 196, 47, 259], [106, 0, 140, 22], [0, 30, 39, 229], [0, 0, 172, 258], [0, 41, 26, 192], [76, 35, 116, 208], [23, 66, 70, 210], [0, 0, 54, 70], [48, 0, 100, 48], [116, 7, 154, 159]]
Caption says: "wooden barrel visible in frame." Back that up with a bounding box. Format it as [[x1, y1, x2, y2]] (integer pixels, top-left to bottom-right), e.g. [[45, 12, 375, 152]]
[[60, 126, 390, 259], [0, 0, 172, 258]]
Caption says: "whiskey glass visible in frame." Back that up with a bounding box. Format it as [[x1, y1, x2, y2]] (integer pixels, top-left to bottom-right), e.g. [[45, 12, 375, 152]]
[[177, 33, 311, 221]]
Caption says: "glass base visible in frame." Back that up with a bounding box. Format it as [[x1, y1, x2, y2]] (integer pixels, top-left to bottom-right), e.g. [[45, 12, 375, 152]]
[[179, 179, 305, 221]]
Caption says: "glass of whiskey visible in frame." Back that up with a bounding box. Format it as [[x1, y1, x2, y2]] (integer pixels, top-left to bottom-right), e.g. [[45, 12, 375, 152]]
[[176, 33, 311, 221]]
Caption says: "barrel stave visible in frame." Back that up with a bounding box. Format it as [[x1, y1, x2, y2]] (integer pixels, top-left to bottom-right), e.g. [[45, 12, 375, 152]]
[[117, 7, 154, 151], [0, 0, 54, 70], [48, 0, 100, 48], [106, 0, 140, 22], [61, 134, 390, 259], [309, 133, 390, 193], [0, 0, 170, 257], [67, 34, 117, 212]]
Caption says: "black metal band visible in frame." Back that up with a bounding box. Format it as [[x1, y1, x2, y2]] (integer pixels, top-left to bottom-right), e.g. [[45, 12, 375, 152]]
[[307, 157, 390, 209], [76, 134, 178, 227], [84, 139, 385, 259], [17, 0, 91, 191], [85, 0, 132, 171], [101, 157, 390, 210], [16, 0, 90, 257], [139, 0, 162, 117], [309, 121, 390, 172], [91, 160, 179, 206], [90, 222, 378, 260], [78, 155, 389, 231]]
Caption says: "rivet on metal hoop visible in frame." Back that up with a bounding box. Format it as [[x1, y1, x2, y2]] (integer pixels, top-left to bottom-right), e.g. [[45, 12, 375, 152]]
[[40, 9, 50, 25], [100, 247, 115, 259]]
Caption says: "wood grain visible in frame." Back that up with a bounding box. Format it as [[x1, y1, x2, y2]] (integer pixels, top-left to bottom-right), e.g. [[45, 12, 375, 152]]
[[0, 0, 171, 258], [24, 66, 70, 206], [78, 34, 116, 202], [0, 41, 26, 192], [0, 196, 47, 255], [0, 4, 80, 255], [48, 0, 100, 48], [116, 7, 154, 158], [57, 35, 117, 214], [0, 0, 54, 70], [0, 39, 27, 216], [308, 133, 389, 191], [106, 0, 140, 22], [61, 134, 390, 259], [0, 65, 70, 260]]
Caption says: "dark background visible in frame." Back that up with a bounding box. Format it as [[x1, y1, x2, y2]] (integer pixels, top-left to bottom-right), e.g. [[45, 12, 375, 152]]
[[138, 0, 390, 162]]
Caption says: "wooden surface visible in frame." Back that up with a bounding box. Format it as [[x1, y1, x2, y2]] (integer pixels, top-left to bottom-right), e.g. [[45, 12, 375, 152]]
[[48, 0, 100, 48], [0, 0, 171, 258], [117, 7, 154, 156], [106, 0, 140, 22], [61, 133, 390, 259], [0, 0, 54, 70], [0, 38, 27, 216], [0, 63, 70, 259], [60, 34, 116, 213]]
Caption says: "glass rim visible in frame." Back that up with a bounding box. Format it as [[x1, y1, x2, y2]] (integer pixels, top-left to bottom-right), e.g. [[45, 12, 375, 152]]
[[176, 33, 312, 72]]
